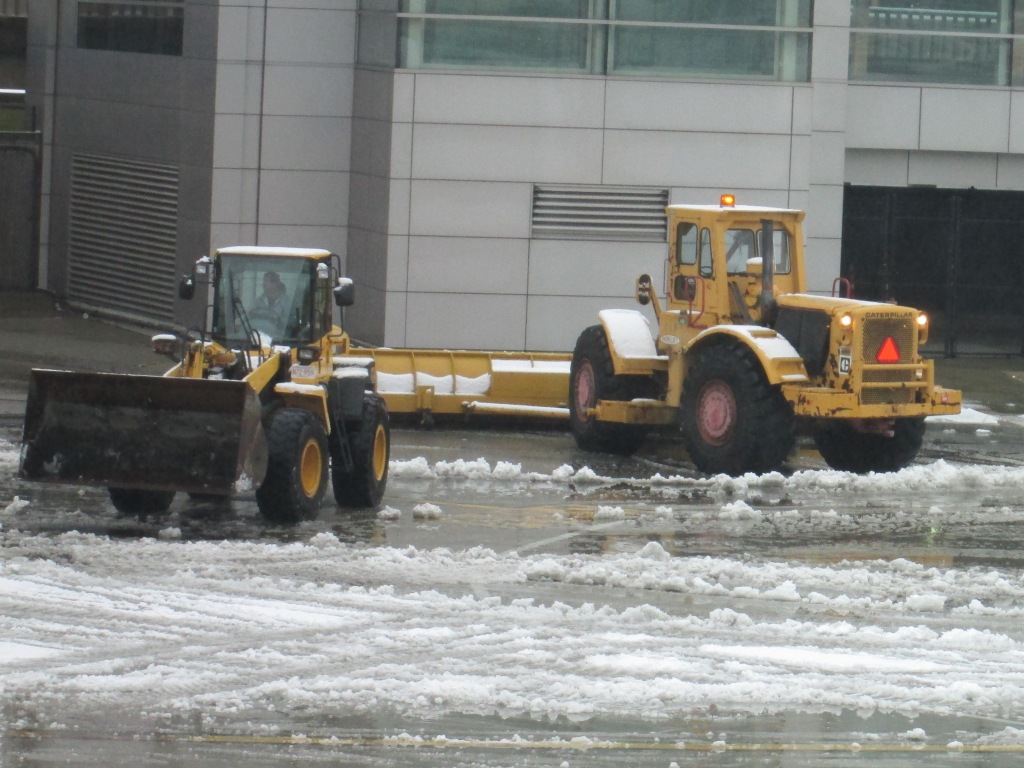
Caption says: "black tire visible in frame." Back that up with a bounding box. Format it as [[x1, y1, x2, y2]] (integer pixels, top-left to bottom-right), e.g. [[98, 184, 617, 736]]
[[680, 342, 794, 476], [332, 393, 390, 508], [569, 325, 655, 456], [813, 417, 926, 473], [108, 488, 175, 517], [256, 408, 328, 524]]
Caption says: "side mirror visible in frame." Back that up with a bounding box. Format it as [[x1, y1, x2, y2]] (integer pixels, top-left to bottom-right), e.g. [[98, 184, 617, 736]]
[[178, 254, 214, 300], [334, 277, 354, 307], [178, 274, 195, 300]]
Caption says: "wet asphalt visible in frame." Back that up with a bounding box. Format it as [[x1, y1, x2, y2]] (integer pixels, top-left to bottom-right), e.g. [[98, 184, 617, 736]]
[[2, 288, 1023, 423], [4, 291, 1024, 767]]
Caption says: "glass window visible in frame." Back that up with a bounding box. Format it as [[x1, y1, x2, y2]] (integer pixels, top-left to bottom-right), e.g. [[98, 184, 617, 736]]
[[676, 222, 697, 265], [400, 0, 594, 72], [610, 0, 811, 80], [411, 0, 588, 17], [614, 0, 811, 27], [699, 227, 713, 277], [725, 226, 792, 275], [212, 255, 318, 347], [78, 1, 184, 56], [396, 0, 810, 81], [725, 228, 757, 274], [611, 26, 809, 80], [849, 0, 1015, 86], [0, 10, 26, 91]]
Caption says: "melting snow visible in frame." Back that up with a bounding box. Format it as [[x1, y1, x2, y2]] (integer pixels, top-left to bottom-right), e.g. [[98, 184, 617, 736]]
[[3, 434, 1024, 733]]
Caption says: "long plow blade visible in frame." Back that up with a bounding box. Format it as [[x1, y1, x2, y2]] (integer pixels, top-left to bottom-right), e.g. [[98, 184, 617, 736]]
[[20, 370, 267, 495]]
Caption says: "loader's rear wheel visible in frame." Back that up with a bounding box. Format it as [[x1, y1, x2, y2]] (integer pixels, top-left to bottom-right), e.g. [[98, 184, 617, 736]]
[[108, 488, 175, 517], [680, 342, 794, 476], [256, 407, 328, 524], [569, 325, 655, 456], [813, 417, 926, 473], [332, 393, 391, 508]]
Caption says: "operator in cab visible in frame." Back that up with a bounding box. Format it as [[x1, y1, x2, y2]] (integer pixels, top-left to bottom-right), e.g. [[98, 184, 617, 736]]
[[251, 270, 288, 337]]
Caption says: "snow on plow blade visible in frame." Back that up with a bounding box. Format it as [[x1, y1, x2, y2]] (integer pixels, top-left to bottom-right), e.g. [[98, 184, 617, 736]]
[[337, 348, 572, 419], [19, 370, 267, 495]]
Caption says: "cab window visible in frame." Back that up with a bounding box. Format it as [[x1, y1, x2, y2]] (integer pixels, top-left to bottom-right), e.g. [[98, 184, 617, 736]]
[[699, 227, 713, 277], [675, 222, 697, 266], [725, 226, 792, 275]]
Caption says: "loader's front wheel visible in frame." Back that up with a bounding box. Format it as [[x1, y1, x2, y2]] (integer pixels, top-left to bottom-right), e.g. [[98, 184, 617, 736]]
[[680, 342, 794, 476], [108, 488, 175, 518], [569, 325, 654, 456], [256, 407, 328, 524], [813, 417, 926, 473], [332, 393, 391, 508]]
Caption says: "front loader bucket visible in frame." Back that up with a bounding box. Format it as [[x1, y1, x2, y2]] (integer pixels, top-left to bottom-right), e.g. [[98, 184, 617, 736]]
[[20, 370, 267, 495]]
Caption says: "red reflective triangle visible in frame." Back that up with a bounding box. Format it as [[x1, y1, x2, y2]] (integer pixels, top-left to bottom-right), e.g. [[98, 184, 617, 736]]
[[876, 336, 901, 364]]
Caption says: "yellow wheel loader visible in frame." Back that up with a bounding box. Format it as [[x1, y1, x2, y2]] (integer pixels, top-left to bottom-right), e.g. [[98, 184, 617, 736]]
[[19, 246, 390, 523], [569, 196, 962, 475]]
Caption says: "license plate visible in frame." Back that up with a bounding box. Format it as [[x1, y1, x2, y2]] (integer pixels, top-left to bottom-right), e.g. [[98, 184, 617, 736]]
[[289, 364, 316, 380]]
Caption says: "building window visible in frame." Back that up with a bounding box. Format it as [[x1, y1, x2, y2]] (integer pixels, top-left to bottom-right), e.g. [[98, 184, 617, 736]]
[[394, 0, 812, 82], [0, 0, 27, 90], [78, 0, 184, 56], [849, 0, 1024, 86], [609, 0, 811, 81], [400, 1, 596, 73]]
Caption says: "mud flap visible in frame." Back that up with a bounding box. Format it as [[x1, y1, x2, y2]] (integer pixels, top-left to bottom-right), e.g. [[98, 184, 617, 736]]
[[19, 370, 268, 495]]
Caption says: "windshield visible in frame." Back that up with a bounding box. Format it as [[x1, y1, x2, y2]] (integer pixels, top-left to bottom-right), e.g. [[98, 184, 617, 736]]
[[211, 254, 316, 347], [725, 225, 793, 275]]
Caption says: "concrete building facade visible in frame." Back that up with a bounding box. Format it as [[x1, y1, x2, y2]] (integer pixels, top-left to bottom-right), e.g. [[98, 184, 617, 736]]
[[21, 1, 1024, 352]]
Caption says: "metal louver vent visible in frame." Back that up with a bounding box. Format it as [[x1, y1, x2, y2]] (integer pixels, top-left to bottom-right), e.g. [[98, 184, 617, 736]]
[[531, 185, 669, 242], [68, 153, 179, 322]]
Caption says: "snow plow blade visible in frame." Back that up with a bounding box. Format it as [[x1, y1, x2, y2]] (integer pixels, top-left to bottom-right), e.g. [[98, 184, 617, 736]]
[[335, 348, 571, 420], [19, 370, 267, 495]]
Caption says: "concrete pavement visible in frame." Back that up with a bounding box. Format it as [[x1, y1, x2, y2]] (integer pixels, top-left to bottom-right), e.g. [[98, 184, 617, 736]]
[[0, 290, 168, 421]]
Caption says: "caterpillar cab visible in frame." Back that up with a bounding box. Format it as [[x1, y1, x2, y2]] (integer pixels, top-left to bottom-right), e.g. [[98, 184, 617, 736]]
[[20, 246, 390, 523], [569, 195, 962, 475]]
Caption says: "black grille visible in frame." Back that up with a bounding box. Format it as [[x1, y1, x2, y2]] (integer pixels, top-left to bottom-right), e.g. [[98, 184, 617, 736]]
[[862, 317, 915, 364]]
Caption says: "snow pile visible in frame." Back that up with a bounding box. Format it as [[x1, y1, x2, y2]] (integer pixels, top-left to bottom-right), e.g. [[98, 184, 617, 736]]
[[4, 431, 1024, 738], [2, 531, 1024, 726], [388, 455, 1024, 497]]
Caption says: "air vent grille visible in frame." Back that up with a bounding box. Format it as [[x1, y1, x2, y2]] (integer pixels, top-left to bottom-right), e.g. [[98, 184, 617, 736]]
[[68, 153, 179, 322], [532, 185, 668, 242]]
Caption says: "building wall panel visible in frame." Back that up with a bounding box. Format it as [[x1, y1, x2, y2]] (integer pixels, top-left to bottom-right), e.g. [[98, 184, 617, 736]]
[[411, 124, 604, 184], [413, 73, 605, 128]]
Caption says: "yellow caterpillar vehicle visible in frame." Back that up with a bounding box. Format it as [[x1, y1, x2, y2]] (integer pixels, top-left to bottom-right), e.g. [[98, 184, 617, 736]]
[[20, 246, 390, 523], [568, 195, 962, 475]]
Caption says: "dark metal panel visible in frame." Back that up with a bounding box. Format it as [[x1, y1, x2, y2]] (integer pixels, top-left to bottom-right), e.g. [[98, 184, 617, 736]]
[[68, 151, 179, 321], [0, 133, 40, 289]]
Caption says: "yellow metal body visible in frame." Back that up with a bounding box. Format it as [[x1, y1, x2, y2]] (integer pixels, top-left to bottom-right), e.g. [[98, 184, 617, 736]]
[[332, 347, 572, 420], [592, 202, 961, 424]]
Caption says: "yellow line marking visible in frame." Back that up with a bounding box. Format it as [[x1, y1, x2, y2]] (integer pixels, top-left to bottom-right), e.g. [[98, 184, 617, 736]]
[[11, 730, 1024, 753]]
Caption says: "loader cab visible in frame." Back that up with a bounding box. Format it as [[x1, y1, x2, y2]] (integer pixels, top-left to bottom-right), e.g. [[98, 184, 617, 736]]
[[666, 200, 806, 330], [210, 247, 334, 348]]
